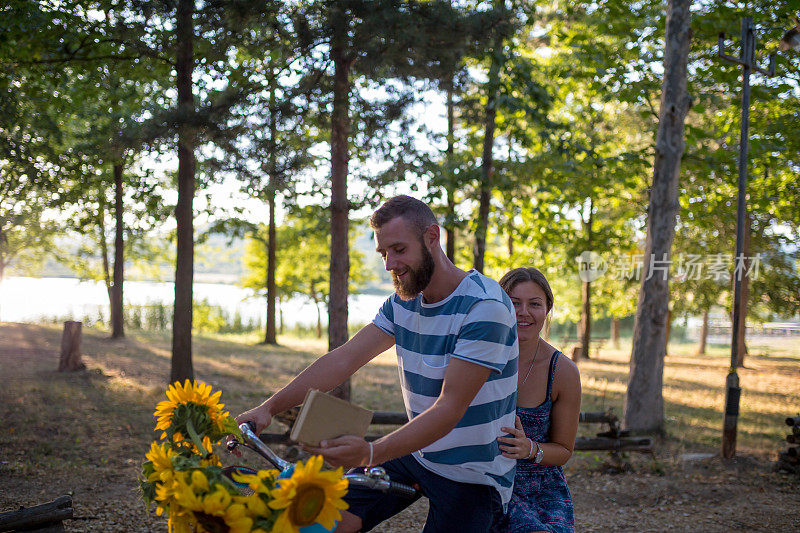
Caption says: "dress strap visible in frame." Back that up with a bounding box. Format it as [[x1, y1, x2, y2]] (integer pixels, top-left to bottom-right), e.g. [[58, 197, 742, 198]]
[[545, 351, 560, 401]]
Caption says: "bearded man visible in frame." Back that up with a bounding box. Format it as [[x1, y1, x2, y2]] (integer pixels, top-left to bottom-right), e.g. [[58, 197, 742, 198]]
[[235, 195, 518, 532]]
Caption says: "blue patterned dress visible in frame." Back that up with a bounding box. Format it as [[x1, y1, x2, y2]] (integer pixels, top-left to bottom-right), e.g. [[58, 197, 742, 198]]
[[495, 351, 574, 533]]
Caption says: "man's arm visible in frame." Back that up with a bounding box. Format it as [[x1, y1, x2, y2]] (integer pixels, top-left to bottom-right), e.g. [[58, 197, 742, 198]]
[[306, 357, 492, 467], [235, 324, 394, 433]]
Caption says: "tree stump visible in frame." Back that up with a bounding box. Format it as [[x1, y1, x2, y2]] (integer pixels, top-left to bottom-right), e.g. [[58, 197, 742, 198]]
[[58, 321, 85, 372], [570, 345, 583, 362]]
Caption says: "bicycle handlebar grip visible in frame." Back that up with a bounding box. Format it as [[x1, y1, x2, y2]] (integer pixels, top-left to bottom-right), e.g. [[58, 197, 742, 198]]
[[388, 481, 419, 499]]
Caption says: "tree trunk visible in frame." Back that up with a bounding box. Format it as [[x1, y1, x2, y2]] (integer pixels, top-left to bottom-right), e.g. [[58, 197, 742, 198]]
[[734, 212, 751, 367], [473, 27, 503, 274], [170, 0, 196, 384], [111, 162, 125, 338], [445, 86, 456, 262], [265, 198, 277, 344], [279, 298, 284, 335], [577, 199, 594, 361], [0, 227, 5, 320], [328, 19, 352, 400], [98, 199, 112, 307], [263, 65, 278, 345], [611, 317, 620, 349], [313, 291, 322, 339], [664, 307, 672, 355], [623, 0, 691, 433], [578, 280, 592, 360], [0, 226, 6, 283], [473, 94, 496, 274], [697, 307, 709, 355]]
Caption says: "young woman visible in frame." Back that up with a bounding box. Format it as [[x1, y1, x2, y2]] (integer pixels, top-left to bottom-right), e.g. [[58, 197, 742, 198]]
[[494, 267, 581, 533]]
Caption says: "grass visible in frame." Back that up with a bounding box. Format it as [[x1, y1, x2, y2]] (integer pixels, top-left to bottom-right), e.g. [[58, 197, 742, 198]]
[[2, 321, 796, 471], [2, 321, 798, 531], [574, 336, 800, 456]]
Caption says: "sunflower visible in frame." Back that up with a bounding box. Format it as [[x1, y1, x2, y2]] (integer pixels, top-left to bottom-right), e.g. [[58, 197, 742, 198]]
[[268, 456, 349, 533], [145, 441, 177, 480], [176, 479, 254, 533], [232, 468, 279, 518], [142, 442, 181, 514], [155, 380, 228, 434], [154, 380, 237, 453], [167, 510, 193, 533]]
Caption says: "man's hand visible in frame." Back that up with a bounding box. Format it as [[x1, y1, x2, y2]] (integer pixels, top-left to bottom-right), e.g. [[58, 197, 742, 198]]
[[302, 435, 371, 469], [227, 404, 272, 456]]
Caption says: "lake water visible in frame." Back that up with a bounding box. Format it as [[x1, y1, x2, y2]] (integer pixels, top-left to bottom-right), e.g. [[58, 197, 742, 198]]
[[0, 276, 391, 328]]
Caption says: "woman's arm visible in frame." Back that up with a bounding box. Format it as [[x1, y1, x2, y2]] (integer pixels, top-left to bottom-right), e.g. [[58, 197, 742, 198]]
[[538, 357, 581, 466], [497, 356, 581, 466]]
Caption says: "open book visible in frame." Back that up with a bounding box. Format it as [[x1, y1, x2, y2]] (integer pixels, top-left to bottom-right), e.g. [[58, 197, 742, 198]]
[[289, 389, 374, 447]]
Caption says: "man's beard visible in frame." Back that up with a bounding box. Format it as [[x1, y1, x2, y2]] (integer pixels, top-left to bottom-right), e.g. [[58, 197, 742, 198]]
[[392, 244, 435, 300]]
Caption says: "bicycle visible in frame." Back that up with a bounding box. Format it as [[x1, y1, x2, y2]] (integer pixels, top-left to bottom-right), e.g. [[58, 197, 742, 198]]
[[224, 423, 420, 530]]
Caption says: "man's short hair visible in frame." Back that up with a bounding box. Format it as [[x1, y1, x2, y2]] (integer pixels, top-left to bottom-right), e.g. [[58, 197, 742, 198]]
[[369, 195, 438, 237]]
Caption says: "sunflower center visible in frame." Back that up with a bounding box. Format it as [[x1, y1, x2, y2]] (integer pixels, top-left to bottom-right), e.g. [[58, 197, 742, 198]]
[[195, 512, 227, 533], [290, 484, 326, 527]]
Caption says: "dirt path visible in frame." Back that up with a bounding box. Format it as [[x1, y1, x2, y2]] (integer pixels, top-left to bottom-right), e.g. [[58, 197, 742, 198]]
[[1, 323, 798, 532]]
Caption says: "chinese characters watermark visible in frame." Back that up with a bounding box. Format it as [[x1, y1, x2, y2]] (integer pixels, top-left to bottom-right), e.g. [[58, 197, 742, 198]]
[[575, 252, 762, 282]]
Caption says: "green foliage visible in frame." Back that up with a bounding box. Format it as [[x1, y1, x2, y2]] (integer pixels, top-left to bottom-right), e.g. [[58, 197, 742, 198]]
[[4, 0, 800, 361], [241, 207, 373, 321]]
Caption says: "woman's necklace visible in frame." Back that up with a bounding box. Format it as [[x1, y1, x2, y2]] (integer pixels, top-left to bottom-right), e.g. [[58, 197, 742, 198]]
[[520, 336, 542, 385]]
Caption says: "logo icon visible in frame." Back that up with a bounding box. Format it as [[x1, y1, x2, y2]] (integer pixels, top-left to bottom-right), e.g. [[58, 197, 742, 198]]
[[576, 251, 607, 282]]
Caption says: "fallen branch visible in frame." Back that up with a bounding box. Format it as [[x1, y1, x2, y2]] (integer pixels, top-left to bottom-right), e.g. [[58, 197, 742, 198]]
[[0, 495, 73, 532]]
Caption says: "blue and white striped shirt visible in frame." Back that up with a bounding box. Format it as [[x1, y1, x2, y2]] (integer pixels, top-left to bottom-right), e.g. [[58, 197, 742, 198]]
[[373, 270, 519, 507]]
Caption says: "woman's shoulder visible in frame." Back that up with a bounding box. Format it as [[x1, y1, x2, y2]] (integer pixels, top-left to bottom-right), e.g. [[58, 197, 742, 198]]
[[551, 348, 581, 390]]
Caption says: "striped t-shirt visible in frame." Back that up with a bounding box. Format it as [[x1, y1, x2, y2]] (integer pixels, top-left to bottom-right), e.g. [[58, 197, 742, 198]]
[[372, 270, 519, 507]]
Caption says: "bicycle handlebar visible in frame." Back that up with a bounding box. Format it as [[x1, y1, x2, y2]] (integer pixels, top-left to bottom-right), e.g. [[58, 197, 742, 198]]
[[232, 422, 291, 471], [227, 422, 419, 499]]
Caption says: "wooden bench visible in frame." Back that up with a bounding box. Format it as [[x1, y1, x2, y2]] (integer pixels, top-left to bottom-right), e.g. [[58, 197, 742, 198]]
[[561, 337, 610, 358], [269, 408, 651, 453]]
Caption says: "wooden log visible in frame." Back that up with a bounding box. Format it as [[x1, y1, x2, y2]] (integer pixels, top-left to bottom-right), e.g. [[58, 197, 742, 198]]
[[371, 411, 409, 425], [574, 436, 652, 452], [775, 459, 800, 474], [785, 416, 800, 427], [778, 450, 799, 464], [257, 432, 291, 444], [579, 411, 618, 425], [258, 433, 653, 453], [0, 495, 72, 532], [366, 410, 620, 427], [281, 409, 619, 430], [259, 432, 394, 445], [58, 321, 85, 372], [596, 429, 630, 438]]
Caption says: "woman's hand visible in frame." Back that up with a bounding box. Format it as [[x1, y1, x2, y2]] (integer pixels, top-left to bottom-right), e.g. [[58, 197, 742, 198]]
[[497, 415, 534, 459]]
